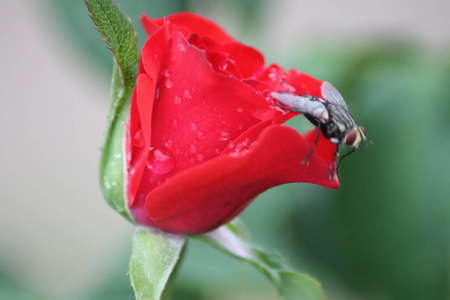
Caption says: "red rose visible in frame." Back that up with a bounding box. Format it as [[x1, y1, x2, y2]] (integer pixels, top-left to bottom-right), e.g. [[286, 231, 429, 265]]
[[125, 12, 339, 234]]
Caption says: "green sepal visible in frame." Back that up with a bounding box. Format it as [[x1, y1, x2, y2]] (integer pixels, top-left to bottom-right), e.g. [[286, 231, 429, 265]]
[[84, 0, 139, 222], [130, 227, 186, 300], [194, 222, 325, 300]]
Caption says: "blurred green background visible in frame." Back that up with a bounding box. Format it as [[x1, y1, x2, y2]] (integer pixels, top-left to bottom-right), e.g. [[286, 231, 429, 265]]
[[1, 0, 449, 299]]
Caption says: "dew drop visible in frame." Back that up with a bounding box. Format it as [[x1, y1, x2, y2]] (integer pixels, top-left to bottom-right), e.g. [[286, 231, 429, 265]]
[[155, 85, 161, 99], [197, 131, 205, 140], [174, 96, 181, 104], [237, 107, 243, 113], [128, 165, 136, 175], [172, 119, 178, 126], [178, 43, 186, 51], [220, 131, 230, 141], [114, 153, 122, 159], [234, 143, 245, 153], [164, 69, 171, 77], [165, 139, 173, 148], [268, 67, 278, 79], [134, 130, 145, 147], [104, 181, 111, 189], [146, 147, 176, 174], [196, 154, 204, 162], [184, 90, 192, 99], [237, 125, 243, 130], [189, 144, 197, 154], [227, 142, 235, 149], [164, 78, 173, 88], [190, 122, 197, 131]]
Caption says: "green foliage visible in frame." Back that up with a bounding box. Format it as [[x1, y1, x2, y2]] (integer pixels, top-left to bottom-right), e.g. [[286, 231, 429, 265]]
[[85, 0, 139, 222], [85, 0, 139, 89], [130, 228, 186, 300], [195, 224, 325, 300], [49, 0, 189, 75], [0, 266, 41, 300]]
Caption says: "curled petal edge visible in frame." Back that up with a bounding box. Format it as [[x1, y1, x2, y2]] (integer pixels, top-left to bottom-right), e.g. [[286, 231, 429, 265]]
[[145, 124, 339, 234]]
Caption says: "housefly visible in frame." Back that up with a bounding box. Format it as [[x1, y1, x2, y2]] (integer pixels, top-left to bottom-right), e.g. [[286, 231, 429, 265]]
[[271, 81, 370, 174]]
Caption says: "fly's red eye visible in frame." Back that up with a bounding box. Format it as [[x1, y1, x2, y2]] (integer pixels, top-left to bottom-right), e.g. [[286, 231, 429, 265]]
[[345, 130, 357, 146], [360, 127, 366, 135]]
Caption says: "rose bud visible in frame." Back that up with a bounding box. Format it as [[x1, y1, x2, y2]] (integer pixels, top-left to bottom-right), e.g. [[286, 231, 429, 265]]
[[125, 12, 339, 234]]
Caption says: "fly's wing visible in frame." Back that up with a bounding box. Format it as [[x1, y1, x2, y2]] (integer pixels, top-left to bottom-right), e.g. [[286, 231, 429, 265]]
[[271, 92, 329, 122], [321, 81, 348, 110]]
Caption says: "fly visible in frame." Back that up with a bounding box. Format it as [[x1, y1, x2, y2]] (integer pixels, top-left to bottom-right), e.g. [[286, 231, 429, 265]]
[[271, 81, 371, 175]]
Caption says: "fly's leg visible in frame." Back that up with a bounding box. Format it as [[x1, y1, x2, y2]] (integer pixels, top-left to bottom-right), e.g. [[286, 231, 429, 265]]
[[336, 148, 355, 172], [330, 145, 339, 179], [274, 101, 299, 113], [303, 122, 321, 164]]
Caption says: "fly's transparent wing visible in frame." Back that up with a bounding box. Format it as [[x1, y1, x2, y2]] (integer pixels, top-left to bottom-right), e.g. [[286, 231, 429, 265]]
[[271, 92, 329, 122], [321, 81, 348, 110]]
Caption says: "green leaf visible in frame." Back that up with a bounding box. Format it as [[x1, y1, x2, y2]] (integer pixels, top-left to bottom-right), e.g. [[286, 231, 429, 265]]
[[84, 0, 139, 222], [130, 228, 186, 300], [194, 223, 325, 300], [84, 0, 139, 91]]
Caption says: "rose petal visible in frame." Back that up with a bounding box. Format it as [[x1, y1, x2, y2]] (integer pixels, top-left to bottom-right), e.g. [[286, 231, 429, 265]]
[[140, 13, 160, 36], [144, 12, 235, 42], [146, 124, 339, 234], [284, 69, 323, 97], [147, 31, 280, 171], [221, 42, 265, 78]]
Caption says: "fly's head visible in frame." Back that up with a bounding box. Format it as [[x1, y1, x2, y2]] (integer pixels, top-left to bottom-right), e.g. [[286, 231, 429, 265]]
[[343, 125, 370, 150]]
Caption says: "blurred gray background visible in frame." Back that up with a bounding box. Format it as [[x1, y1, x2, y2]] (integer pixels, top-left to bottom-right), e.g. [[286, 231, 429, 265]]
[[1, 0, 449, 299]]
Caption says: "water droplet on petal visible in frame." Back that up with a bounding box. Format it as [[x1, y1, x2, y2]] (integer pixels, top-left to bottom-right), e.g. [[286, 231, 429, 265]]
[[174, 96, 181, 104], [190, 122, 197, 131], [237, 107, 243, 113], [155, 85, 161, 99], [134, 130, 145, 147], [235, 143, 245, 153], [189, 144, 197, 154], [172, 119, 178, 126], [165, 139, 173, 148], [196, 154, 204, 162], [268, 67, 278, 80], [128, 165, 136, 175], [164, 69, 171, 77], [215, 149, 221, 155], [220, 132, 230, 141], [178, 43, 186, 51], [184, 90, 192, 99], [197, 131, 205, 140], [146, 147, 176, 174], [164, 78, 173, 88]]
